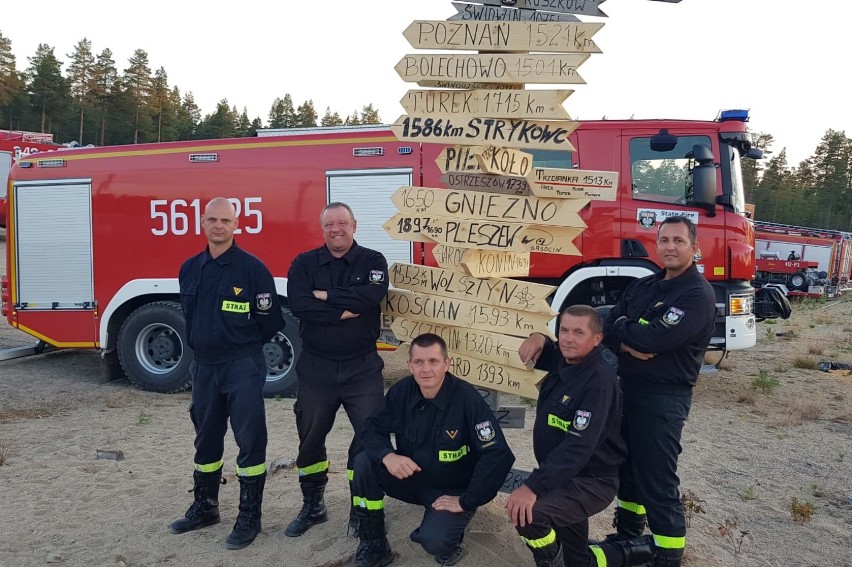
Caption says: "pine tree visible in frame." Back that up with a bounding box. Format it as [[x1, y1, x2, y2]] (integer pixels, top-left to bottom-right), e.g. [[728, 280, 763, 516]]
[[321, 106, 343, 127], [360, 103, 381, 125], [149, 67, 171, 142], [92, 48, 117, 145], [67, 38, 96, 144], [26, 43, 69, 134], [123, 49, 152, 143], [0, 31, 25, 129], [295, 99, 318, 127]]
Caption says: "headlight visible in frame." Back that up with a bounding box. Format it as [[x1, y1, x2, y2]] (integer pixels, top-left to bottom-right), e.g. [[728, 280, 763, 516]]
[[729, 293, 753, 316]]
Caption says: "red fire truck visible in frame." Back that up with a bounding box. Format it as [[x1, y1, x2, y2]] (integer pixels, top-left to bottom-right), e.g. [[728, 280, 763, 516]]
[[1, 113, 790, 397], [0, 130, 63, 228], [754, 220, 852, 296]]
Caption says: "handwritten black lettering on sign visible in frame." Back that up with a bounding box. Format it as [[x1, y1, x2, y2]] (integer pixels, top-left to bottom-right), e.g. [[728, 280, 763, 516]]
[[436, 145, 487, 175], [449, 2, 580, 22], [391, 186, 587, 228], [388, 263, 555, 313], [403, 20, 603, 54], [441, 172, 531, 196], [432, 245, 468, 271], [383, 214, 582, 255], [476, 0, 609, 18], [417, 80, 524, 90], [383, 290, 555, 339], [402, 89, 572, 120], [391, 115, 579, 151], [391, 317, 536, 371], [395, 54, 590, 85], [500, 468, 533, 494], [446, 350, 544, 399], [475, 146, 534, 177], [460, 249, 533, 278], [528, 167, 619, 200]]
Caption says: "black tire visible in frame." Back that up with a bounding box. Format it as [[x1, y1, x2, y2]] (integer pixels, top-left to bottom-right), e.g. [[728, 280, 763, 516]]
[[787, 272, 808, 292], [262, 306, 302, 398], [117, 301, 193, 393]]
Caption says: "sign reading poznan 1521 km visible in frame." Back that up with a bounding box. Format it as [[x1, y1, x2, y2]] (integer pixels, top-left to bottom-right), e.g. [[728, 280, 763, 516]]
[[404, 21, 603, 53]]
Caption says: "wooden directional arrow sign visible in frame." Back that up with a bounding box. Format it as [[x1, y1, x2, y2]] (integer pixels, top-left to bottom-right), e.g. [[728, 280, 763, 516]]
[[404, 20, 603, 54], [392, 115, 578, 151], [390, 186, 587, 228], [389, 263, 555, 314], [448, 351, 544, 399], [474, 146, 534, 177], [474, 0, 608, 17], [391, 318, 535, 371], [449, 1, 580, 22], [402, 89, 572, 120], [383, 214, 582, 255], [528, 168, 619, 200], [396, 54, 589, 85], [417, 80, 524, 90], [436, 145, 487, 174], [441, 172, 531, 196], [383, 289, 555, 339], [433, 245, 532, 278]]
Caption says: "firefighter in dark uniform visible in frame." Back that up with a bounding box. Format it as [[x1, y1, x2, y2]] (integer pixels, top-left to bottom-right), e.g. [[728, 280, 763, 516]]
[[601, 216, 716, 567], [514, 305, 654, 567], [285, 202, 389, 538], [170, 197, 285, 550], [348, 333, 515, 567]]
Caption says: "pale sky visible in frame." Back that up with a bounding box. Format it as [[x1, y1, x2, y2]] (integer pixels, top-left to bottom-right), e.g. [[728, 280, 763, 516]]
[[4, 0, 844, 166]]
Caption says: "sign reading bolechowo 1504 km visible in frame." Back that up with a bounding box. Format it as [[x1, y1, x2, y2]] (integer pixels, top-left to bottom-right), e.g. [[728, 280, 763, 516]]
[[395, 53, 589, 84], [391, 115, 579, 150]]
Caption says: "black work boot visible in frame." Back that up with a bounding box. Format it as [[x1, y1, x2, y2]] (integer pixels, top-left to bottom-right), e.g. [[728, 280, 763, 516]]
[[435, 542, 466, 566], [597, 508, 647, 544], [531, 541, 565, 567], [226, 473, 265, 550], [348, 505, 361, 538], [169, 468, 224, 534], [285, 483, 328, 537], [652, 547, 683, 567], [349, 509, 393, 567], [592, 534, 656, 566]]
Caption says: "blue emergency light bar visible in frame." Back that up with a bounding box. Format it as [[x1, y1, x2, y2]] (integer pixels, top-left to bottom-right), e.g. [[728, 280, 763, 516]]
[[718, 109, 750, 122]]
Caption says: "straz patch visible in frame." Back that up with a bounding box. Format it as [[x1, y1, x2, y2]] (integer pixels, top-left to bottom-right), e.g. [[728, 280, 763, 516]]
[[256, 293, 272, 311], [475, 420, 495, 442], [573, 410, 591, 431], [638, 210, 657, 230], [369, 270, 386, 285], [662, 307, 685, 326]]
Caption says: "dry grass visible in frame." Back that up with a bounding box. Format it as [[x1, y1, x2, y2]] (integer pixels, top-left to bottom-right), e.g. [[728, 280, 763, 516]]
[[718, 357, 736, 371], [792, 357, 818, 370], [0, 439, 8, 466], [793, 401, 824, 421], [807, 344, 824, 355], [737, 391, 757, 406]]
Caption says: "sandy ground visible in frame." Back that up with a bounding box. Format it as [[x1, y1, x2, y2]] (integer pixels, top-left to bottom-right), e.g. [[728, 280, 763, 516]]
[[1, 234, 851, 567]]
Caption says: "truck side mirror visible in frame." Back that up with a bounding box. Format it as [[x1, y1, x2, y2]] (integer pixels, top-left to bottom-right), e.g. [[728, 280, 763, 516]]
[[688, 144, 717, 215]]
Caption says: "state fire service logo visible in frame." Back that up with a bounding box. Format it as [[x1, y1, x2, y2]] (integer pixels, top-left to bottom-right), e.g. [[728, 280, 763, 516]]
[[475, 420, 495, 442], [573, 410, 591, 431], [663, 307, 684, 326], [256, 293, 272, 311], [369, 270, 385, 284], [638, 210, 657, 230]]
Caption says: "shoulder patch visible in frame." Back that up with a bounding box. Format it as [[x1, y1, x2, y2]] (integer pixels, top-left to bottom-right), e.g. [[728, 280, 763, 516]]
[[369, 270, 385, 284], [256, 292, 272, 311], [573, 410, 591, 431], [475, 420, 495, 442], [662, 307, 685, 326]]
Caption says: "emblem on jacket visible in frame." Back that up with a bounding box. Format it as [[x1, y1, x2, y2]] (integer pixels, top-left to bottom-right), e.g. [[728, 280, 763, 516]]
[[475, 420, 495, 442], [445, 429, 459, 440], [638, 210, 657, 230], [573, 410, 591, 431], [370, 270, 385, 284], [233, 287, 243, 296], [662, 307, 684, 326], [256, 293, 272, 311], [561, 394, 571, 405]]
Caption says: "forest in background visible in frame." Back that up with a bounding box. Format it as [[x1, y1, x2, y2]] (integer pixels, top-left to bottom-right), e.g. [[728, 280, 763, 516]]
[[1, 33, 850, 232]]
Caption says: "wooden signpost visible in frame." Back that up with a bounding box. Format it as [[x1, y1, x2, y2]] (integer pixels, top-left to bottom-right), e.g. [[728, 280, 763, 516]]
[[389, 263, 555, 313], [528, 167, 619, 200], [401, 89, 573, 120], [436, 145, 487, 174], [432, 245, 533, 278], [441, 172, 531, 196], [403, 20, 604, 53], [391, 115, 579, 150], [395, 53, 590, 85], [449, 1, 581, 22], [472, 0, 609, 18]]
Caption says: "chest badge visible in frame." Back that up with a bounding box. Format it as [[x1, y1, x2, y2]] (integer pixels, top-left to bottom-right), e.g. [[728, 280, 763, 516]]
[[662, 307, 685, 326], [445, 429, 459, 440], [573, 410, 591, 431], [561, 395, 571, 405], [233, 287, 243, 296], [256, 293, 272, 311], [475, 420, 495, 442], [369, 270, 385, 284]]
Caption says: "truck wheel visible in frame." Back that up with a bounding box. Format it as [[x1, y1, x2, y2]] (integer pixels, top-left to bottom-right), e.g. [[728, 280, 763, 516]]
[[787, 272, 808, 291], [117, 301, 193, 393], [262, 307, 301, 398]]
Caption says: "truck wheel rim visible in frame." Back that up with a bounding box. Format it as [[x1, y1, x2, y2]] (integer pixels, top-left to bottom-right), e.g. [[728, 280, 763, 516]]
[[263, 332, 294, 382], [135, 323, 183, 375]]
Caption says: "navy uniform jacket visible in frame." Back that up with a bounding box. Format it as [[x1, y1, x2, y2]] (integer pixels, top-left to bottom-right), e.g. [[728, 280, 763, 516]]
[[526, 345, 626, 496], [603, 264, 715, 395], [179, 242, 284, 364], [287, 241, 388, 360], [362, 372, 515, 511]]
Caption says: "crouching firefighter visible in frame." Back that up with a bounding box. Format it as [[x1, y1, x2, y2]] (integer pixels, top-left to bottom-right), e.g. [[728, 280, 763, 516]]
[[348, 333, 515, 566], [169, 197, 285, 549], [512, 306, 655, 567]]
